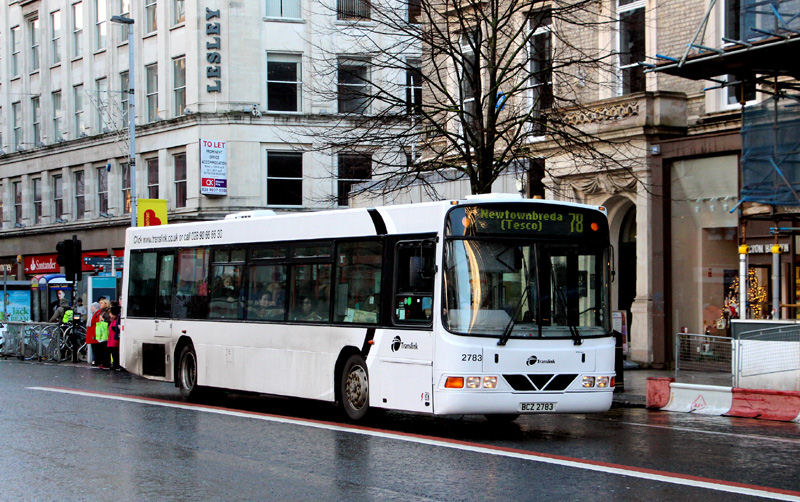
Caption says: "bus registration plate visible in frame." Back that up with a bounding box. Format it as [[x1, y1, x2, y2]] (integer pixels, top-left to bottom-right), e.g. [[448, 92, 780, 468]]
[[519, 402, 556, 412]]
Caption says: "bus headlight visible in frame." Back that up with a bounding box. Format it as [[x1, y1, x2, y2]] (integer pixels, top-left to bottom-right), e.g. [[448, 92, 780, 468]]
[[596, 376, 610, 388], [581, 376, 595, 388], [482, 376, 497, 389], [466, 376, 481, 388]]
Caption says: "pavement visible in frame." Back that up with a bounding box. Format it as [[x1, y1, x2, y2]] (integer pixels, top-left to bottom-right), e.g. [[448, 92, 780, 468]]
[[611, 364, 733, 408]]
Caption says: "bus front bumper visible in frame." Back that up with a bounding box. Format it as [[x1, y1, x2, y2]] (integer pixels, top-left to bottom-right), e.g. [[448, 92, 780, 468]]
[[433, 389, 614, 415]]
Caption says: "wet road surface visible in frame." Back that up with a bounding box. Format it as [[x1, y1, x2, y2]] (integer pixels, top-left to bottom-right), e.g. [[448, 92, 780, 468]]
[[1, 359, 799, 501]]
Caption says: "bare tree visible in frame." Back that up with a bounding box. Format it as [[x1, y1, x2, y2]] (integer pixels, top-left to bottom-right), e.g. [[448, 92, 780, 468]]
[[302, 0, 639, 202]]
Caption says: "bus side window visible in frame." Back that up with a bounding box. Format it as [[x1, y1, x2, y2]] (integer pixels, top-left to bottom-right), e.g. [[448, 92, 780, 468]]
[[156, 253, 175, 318], [172, 249, 210, 319], [334, 241, 382, 324], [208, 248, 245, 320], [394, 240, 435, 324], [128, 251, 158, 317]]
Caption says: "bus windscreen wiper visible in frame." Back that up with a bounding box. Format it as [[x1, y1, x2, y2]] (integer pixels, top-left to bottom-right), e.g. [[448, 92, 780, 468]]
[[498, 250, 531, 347], [552, 264, 582, 346]]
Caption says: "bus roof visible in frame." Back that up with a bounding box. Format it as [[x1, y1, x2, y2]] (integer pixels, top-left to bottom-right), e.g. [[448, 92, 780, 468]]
[[125, 196, 607, 250]]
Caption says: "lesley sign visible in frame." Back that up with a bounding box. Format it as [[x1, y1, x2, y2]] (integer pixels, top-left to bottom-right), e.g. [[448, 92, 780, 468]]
[[200, 139, 227, 196]]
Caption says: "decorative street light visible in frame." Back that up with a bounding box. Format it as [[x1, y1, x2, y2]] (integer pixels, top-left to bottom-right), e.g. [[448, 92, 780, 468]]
[[110, 15, 137, 227]]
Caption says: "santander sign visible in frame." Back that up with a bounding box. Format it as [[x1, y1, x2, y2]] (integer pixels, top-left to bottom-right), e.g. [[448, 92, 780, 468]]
[[24, 254, 60, 274]]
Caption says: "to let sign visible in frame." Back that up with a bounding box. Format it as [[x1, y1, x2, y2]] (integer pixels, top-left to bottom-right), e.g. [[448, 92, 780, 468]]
[[200, 139, 228, 196]]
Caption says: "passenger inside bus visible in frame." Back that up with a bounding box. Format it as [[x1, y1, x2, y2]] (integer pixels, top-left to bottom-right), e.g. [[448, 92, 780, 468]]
[[292, 296, 323, 321]]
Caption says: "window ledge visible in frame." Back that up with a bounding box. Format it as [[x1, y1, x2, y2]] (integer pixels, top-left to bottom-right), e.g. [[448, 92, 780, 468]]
[[93, 48, 107, 55], [50, 63, 62, 70], [265, 110, 303, 115], [169, 22, 185, 31], [71, 56, 83, 63], [263, 16, 305, 24], [143, 32, 157, 40], [334, 20, 376, 27], [29, 69, 40, 76]]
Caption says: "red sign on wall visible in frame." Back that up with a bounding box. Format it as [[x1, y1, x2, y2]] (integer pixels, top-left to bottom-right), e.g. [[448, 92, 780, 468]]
[[24, 254, 60, 274]]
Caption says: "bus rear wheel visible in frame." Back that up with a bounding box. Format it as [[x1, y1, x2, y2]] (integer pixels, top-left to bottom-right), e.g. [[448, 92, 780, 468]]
[[340, 354, 369, 421], [178, 345, 200, 399]]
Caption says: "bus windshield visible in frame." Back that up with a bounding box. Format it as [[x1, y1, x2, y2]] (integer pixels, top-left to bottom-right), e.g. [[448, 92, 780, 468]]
[[443, 239, 609, 339]]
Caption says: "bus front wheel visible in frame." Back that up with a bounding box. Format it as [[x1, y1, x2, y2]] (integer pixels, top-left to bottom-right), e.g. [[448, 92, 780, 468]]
[[340, 354, 369, 421], [178, 345, 200, 399]]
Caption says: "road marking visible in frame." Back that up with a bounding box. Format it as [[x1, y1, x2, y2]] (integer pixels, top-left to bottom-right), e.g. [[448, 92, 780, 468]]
[[602, 419, 800, 446], [30, 386, 800, 501]]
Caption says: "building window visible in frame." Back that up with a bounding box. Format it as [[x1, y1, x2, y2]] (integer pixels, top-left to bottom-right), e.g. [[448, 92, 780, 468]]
[[337, 153, 371, 206], [530, 8, 553, 135], [12, 102, 22, 150], [618, 0, 645, 95], [52, 91, 63, 142], [74, 170, 85, 219], [266, 0, 301, 18], [459, 31, 478, 127], [13, 182, 22, 226], [72, 2, 84, 58], [173, 57, 186, 116], [94, 0, 106, 50], [120, 71, 129, 126], [723, 0, 755, 105], [147, 158, 159, 198], [51, 11, 62, 65], [32, 96, 41, 145], [29, 17, 40, 72], [145, 0, 158, 33], [174, 153, 187, 208], [117, 0, 130, 37], [337, 0, 370, 20], [95, 77, 108, 131], [408, 0, 421, 24], [74, 84, 85, 135], [172, 0, 185, 25], [338, 60, 369, 114], [53, 174, 64, 220], [406, 60, 422, 115], [33, 178, 43, 224], [11, 26, 21, 76], [146, 64, 158, 122], [121, 162, 131, 213], [97, 166, 109, 215], [267, 53, 301, 112], [267, 151, 302, 206]]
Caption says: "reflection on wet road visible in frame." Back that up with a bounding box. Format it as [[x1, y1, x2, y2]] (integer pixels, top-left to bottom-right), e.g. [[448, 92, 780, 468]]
[[3, 360, 799, 501]]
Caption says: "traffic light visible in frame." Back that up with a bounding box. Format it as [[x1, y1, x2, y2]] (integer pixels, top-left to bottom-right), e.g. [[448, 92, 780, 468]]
[[55, 235, 82, 282]]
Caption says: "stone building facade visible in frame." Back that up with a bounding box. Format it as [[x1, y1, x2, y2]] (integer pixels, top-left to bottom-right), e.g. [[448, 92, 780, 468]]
[[0, 0, 411, 308]]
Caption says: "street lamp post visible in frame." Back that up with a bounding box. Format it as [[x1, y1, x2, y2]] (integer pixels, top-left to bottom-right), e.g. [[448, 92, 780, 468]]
[[111, 15, 137, 227]]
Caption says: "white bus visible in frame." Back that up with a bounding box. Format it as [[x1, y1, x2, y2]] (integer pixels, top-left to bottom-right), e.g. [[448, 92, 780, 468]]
[[121, 195, 616, 421]]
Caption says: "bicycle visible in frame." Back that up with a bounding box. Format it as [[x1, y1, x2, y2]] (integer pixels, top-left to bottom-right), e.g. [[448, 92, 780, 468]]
[[58, 323, 87, 363]]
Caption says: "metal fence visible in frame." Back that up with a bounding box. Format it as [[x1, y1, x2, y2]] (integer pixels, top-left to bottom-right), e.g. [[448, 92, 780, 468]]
[[675, 333, 733, 384], [734, 324, 800, 387], [0, 322, 65, 362]]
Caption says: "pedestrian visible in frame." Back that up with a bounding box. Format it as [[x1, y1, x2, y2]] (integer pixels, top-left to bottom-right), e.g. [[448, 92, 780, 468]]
[[94, 303, 111, 369], [49, 298, 73, 324], [107, 304, 122, 371], [85, 297, 108, 367], [74, 298, 87, 324]]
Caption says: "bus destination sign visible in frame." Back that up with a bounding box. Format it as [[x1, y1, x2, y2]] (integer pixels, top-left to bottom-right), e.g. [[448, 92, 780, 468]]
[[446, 204, 608, 240]]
